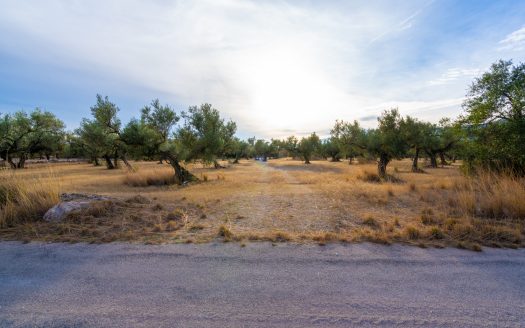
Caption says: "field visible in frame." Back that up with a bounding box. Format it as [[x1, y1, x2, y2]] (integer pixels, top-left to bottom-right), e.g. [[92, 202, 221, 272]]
[[1, 158, 524, 250]]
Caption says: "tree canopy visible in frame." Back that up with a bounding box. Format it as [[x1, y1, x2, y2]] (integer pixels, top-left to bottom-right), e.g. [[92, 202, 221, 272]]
[[461, 60, 525, 173]]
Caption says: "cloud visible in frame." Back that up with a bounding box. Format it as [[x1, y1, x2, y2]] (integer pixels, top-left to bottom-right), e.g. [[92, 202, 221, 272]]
[[359, 115, 377, 122], [369, 9, 421, 43], [0, 0, 522, 138], [427, 68, 481, 86], [499, 26, 525, 51]]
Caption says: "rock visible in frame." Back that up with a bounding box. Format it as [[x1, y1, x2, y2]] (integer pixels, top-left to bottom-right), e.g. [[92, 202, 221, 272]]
[[59, 193, 112, 202], [43, 193, 113, 222]]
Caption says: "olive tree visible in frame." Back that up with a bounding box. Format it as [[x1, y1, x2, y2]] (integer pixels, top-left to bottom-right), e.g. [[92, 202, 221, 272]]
[[422, 118, 458, 168], [254, 139, 270, 161], [331, 120, 363, 164], [336, 109, 407, 178], [298, 132, 320, 164], [124, 99, 197, 184], [461, 59, 525, 173], [177, 103, 237, 169], [401, 116, 430, 172], [0, 109, 64, 169], [86, 95, 133, 170]]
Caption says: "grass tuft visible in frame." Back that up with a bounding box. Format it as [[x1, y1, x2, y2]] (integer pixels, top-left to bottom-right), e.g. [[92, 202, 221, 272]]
[[123, 168, 175, 187], [0, 172, 60, 228], [404, 225, 420, 240], [362, 216, 379, 229], [218, 225, 233, 241]]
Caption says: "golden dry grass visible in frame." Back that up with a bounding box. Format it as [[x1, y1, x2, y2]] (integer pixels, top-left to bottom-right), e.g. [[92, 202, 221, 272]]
[[0, 170, 60, 228], [0, 158, 524, 249], [124, 167, 176, 186]]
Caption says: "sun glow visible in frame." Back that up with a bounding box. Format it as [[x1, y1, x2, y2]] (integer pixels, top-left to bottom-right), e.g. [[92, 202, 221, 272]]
[[237, 46, 350, 137]]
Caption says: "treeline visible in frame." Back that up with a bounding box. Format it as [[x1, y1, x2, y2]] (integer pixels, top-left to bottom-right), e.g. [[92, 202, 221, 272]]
[[1, 59, 524, 182]]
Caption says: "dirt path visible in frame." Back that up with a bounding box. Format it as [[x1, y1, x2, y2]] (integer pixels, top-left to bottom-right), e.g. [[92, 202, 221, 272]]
[[1, 242, 524, 327], [221, 161, 343, 235]]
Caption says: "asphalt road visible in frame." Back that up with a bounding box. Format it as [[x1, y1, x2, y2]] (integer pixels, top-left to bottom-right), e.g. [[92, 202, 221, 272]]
[[1, 242, 524, 327]]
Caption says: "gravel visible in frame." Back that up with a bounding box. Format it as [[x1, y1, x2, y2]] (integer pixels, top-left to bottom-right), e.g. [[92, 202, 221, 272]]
[[1, 242, 524, 327]]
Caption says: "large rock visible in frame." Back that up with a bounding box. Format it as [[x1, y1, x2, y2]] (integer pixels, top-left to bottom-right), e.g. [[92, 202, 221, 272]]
[[43, 193, 112, 222]]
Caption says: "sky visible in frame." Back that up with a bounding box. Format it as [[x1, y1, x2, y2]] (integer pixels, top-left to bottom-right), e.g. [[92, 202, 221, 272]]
[[0, 0, 524, 139]]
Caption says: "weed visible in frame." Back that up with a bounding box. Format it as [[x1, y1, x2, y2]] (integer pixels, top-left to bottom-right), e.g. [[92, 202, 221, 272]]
[[428, 227, 444, 239], [166, 208, 187, 221], [404, 226, 420, 240], [166, 220, 181, 232], [420, 208, 436, 225], [218, 225, 233, 241], [188, 223, 205, 232], [152, 224, 164, 232], [362, 216, 379, 229]]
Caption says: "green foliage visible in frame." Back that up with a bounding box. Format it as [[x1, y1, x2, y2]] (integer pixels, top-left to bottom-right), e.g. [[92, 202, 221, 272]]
[[320, 138, 341, 161], [284, 136, 299, 158], [461, 60, 525, 173], [329, 109, 408, 177], [367, 108, 408, 161], [0, 109, 65, 168], [254, 139, 271, 160], [76, 118, 116, 161], [298, 132, 320, 164], [177, 103, 237, 167], [330, 119, 367, 162]]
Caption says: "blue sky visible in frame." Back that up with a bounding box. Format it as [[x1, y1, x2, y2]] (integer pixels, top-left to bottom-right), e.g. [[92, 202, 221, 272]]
[[0, 0, 524, 138]]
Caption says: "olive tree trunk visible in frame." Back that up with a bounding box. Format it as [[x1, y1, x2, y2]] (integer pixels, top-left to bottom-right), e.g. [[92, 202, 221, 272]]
[[439, 152, 448, 167], [162, 152, 198, 185], [304, 154, 311, 164], [430, 155, 438, 168], [214, 160, 226, 169], [120, 153, 134, 171], [103, 155, 115, 169], [411, 147, 420, 172], [377, 153, 389, 178]]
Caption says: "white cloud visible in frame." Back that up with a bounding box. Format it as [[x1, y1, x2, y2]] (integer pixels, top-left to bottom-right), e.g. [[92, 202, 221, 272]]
[[0, 0, 516, 138], [499, 26, 525, 51], [427, 68, 481, 86]]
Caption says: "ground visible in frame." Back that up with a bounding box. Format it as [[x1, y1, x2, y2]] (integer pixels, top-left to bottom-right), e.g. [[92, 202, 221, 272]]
[[1, 158, 523, 249], [1, 242, 524, 327]]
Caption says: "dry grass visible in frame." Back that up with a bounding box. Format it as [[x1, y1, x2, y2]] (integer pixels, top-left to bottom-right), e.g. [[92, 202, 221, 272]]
[[0, 171, 60, 228], [453, 171, 525, 219], [0, 158, 523, 249], [124, 167, 175, 186]]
